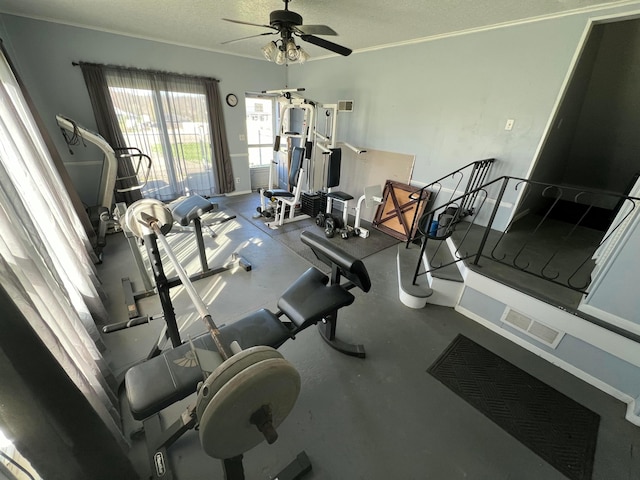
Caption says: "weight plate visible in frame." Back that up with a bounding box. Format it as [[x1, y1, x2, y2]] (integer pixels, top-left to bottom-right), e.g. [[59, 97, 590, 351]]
[[124, 199, 173, 238], [198, 357, 301, 459], [196, 346, 284, 421]]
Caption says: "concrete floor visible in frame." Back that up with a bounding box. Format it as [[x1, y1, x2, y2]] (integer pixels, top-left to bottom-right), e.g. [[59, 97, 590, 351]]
[[97, 193, 640, 480]]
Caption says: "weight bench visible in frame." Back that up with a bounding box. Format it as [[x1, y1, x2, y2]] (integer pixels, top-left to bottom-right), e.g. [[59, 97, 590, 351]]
[[114, 195, 251, 359], [168, 194, 249, 282], [124, 230, 371, 479]]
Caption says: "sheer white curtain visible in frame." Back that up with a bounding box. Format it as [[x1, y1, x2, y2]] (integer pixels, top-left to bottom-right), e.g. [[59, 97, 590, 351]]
[[80, 62, 236, 198], [0, 52, 126, 445], [105, 69, 217, 200]]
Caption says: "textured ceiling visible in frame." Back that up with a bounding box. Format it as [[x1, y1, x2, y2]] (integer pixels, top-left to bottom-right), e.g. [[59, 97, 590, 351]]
[[0, 0, 631, 60]]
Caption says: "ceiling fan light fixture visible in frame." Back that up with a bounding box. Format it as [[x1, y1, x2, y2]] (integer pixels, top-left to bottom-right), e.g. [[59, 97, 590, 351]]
[[262, 41, 278, 61], [286, 39, 300, 61], [223, 0, 351, 63], [298, 46, 310, 64], [275, 47, 286, 65]]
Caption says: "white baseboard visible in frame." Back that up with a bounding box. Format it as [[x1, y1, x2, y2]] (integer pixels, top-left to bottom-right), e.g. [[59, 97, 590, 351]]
[[578, 303, 640, 337], [226, 189, 253, 197]]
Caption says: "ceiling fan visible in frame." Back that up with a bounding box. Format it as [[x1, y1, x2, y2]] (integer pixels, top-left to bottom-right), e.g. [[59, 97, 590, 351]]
[[222, 0, 352, 63]]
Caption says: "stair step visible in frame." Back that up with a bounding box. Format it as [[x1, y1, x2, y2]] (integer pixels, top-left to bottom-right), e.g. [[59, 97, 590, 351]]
[[397, 244, 433, 309], [424, 239, 464, 283]]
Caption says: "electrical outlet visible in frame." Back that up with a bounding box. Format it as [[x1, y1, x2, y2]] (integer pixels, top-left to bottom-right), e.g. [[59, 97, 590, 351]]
[[505, 119, 515, 131], [239, 134, 246, 141], [236, 177, 240, 184]]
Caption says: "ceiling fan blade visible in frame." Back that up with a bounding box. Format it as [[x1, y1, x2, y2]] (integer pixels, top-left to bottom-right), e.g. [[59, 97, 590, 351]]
[[300, 35, 352, 56], [221, 32, 277, 45], [222, 18, 276, 30], [296, 25, 338, 36]]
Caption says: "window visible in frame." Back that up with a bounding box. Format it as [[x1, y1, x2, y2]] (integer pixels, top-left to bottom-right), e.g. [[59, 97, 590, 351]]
[[79, 63, 235, 198], [245, 96, 277, 167], [106, 72, 217, 200]]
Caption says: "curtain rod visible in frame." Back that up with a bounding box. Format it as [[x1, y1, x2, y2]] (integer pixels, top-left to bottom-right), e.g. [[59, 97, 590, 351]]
[[72, 61, 219, 83]]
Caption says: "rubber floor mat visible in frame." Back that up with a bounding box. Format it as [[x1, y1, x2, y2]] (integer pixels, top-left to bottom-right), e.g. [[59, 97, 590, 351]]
[[428, 334, 600, 480]]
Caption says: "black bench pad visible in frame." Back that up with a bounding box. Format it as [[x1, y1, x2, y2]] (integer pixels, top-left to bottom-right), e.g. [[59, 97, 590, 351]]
[[264, 189, 294, 198], [300, 231, 371, 292], [326, 191, 354, 202], [170, 195, 215, 226], [125, 266, 358, 421], [125, 309, 290, 420], [278, 267, 354, 329]]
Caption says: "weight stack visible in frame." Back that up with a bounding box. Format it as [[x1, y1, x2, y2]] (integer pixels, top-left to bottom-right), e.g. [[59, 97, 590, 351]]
[[301, 192, 327, 217]]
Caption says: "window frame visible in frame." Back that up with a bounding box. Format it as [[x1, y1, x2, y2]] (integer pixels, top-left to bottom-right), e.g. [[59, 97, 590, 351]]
[[244, 94, 278, 168]]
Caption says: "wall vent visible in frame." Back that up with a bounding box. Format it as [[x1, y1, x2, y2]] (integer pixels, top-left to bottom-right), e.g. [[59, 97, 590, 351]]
[[502, 308, 564, 348], [338, 100, 354, 112]]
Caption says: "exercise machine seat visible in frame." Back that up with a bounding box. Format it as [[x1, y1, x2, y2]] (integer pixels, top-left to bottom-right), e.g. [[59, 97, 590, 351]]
[[277, 267, 354, 330], [170, 195, 215, 226], [326, 191, 354, 202], [263, 189, 294, 199], [125, 310, 291, 420]]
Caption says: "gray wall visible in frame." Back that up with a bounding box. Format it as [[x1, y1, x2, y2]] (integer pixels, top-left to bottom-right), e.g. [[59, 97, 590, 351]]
[[0, 15, 286, 197], [287, 15, 590, 188]]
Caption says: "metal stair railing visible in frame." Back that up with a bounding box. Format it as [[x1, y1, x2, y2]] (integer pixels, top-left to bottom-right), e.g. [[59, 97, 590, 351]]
[[411, 176, 640, 298], [405, 159, 494, 246]]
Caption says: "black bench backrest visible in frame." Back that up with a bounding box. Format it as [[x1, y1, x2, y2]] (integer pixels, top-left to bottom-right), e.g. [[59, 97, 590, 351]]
[[300, 230, 371, 292], [289, 146, 305, 187], [326, 148, 342, 189]]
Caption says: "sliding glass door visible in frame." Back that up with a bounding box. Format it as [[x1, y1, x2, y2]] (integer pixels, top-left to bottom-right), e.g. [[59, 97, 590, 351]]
[[106, 73, 216, 200]]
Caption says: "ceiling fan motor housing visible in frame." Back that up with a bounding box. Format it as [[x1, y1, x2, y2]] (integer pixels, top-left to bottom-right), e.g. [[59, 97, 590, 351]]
[[270, 9, 303, 29]]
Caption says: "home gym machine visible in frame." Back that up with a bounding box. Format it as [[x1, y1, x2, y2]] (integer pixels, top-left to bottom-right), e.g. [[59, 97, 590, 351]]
[[257, 90, 315, 227], [120, 198, 372, 479], [56, 114, 152, 260]]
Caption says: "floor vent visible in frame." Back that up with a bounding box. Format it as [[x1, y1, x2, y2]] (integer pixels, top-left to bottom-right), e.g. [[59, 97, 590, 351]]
[[502, 308, 564, 348]]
